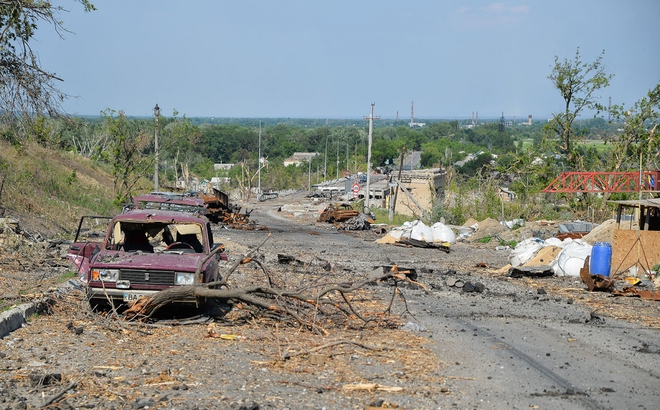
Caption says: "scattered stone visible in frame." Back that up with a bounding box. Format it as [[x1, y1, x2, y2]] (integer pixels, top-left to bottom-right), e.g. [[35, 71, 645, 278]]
[[463, 282, 475, 292], [537, 288, 547, 295], [401, 321, 427, 332], [474, 282, 486, 292], [133, 398, 156, 409], [446, 278, 457, 287]]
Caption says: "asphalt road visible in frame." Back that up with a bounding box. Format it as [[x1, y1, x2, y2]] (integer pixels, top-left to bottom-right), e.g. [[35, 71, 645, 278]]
[[244, 202, 660, 409]]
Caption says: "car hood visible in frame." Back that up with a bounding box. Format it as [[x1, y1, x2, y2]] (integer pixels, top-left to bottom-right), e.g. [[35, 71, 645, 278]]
[[92, 251, 208, 272]]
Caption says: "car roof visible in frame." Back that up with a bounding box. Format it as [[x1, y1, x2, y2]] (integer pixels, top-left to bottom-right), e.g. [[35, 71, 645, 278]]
[[113, 208, 209, 223]]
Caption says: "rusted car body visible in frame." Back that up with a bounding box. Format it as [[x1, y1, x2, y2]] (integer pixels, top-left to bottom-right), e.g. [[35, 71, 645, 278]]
[[67, 209, 226, 308], [132, 189, 249, 226], [317, 203, 360, 223]]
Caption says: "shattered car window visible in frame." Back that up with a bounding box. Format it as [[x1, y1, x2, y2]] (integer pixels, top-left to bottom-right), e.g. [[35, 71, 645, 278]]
[[108, 221, 205, 253]]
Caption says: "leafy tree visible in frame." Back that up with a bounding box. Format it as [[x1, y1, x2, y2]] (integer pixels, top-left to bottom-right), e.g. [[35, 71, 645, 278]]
[[545, 48, 613, 169], [103, 110, 152, 204], [0, 1, 95, 137], [608, 82, 660, 172]]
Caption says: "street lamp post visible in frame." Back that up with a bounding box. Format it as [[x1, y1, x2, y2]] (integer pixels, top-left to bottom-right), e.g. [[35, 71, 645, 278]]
[[154, 104, 160, 192], [363, 103, 379, 210]]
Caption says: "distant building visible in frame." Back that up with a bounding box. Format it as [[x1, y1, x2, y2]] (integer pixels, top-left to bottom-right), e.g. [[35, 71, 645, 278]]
[[392, 168, 446, 218], [214, 163, 235, 171], [283, 152, 319, 167]]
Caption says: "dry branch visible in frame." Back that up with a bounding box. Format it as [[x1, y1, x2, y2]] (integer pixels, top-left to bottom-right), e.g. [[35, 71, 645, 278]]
[[124, 261, 421, 330]]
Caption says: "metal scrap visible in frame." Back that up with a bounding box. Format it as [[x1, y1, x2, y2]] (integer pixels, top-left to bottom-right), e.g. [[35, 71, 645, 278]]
[[337, 213, 373, 231], [613, 287, 660, 300], [579, 256, 616, 292], [198, 188, 263, 228]]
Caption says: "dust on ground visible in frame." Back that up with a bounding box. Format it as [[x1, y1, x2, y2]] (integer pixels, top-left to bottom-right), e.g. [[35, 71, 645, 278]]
[[2, 192, 660, 409]]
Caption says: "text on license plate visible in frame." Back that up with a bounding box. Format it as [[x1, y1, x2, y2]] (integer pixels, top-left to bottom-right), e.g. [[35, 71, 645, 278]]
[[123, 292, 148, 302]]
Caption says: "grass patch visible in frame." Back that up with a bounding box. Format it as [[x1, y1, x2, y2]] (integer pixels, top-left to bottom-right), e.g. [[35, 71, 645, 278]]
[[56, 272, 78, 283], [500, 239, 518, 248], [0, 140, 121, 235], [371, 207, 418, 226]]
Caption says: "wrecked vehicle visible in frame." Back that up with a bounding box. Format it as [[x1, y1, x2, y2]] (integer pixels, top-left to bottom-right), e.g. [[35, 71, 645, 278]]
[[67, 209, 227, 309], [131, 189, 251, 226], [318, 203, 360, 223], [131, 192, 206, 213]]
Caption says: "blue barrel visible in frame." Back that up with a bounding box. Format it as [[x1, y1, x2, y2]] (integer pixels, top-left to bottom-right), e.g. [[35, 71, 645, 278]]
[[590, 242, 612, 277]]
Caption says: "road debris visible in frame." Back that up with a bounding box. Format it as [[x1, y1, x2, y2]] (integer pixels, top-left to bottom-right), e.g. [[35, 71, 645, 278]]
[[337, 212, 373, 230], [579, 256, 616, 292], [508, 265, 555, 278]]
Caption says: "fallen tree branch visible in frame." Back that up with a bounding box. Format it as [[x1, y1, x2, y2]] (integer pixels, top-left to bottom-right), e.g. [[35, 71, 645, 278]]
[[285, 339, 381, 358], [123, 252, 424, 330]]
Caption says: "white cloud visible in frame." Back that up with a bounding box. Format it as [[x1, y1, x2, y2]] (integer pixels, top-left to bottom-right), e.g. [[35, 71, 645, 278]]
[[479, 3, 530, 15]]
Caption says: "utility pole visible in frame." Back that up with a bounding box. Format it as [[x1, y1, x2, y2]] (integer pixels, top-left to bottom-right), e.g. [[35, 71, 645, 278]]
[[257, 121, 262, 200], [308, 153, 312, 191], [153, 104, 160, 192], [324, 135, 328, 182], [390, 148, 405, 222], [363, 102, 380, 210]]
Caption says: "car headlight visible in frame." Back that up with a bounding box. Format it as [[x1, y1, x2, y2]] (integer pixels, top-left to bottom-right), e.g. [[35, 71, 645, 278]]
[[175, 272, 194, 285], [91, 269, 119, 282]]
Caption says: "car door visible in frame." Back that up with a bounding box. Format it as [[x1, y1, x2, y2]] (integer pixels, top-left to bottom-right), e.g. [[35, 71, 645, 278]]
[[67, 216, 112, 277]]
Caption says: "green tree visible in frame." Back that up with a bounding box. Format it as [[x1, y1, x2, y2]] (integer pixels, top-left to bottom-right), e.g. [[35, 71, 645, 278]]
[[103, 110, 152, 204], [0, 1, 95, 137], [545, 48, 613, 170], [608, 82, 660, 172]]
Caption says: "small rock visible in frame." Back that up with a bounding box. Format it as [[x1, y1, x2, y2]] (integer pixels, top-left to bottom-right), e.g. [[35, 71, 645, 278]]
[[401, 321, 427, 332], [537, 288, 547, 295], [133, 398, 156, 409], [474, 282, 486, 292], [462, 282, 475, 292]]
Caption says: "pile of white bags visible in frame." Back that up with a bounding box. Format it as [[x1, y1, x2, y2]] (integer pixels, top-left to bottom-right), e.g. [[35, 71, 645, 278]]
[[385, 220, 456, 245], [508, 237, 593, 277]]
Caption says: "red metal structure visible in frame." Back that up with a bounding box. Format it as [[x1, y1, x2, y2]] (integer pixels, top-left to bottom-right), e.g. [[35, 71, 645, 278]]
[[542, 171, 660, 193]]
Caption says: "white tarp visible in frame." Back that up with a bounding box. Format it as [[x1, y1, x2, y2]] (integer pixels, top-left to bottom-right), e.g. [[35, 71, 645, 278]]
[[508, 237, 593, 277]]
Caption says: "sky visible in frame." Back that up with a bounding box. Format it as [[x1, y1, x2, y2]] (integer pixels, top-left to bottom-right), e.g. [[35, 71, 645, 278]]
[[33, 0, 660, 120]]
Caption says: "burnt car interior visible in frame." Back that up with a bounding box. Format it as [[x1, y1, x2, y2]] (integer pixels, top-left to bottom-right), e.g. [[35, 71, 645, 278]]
[[110, 221, 208, 254]]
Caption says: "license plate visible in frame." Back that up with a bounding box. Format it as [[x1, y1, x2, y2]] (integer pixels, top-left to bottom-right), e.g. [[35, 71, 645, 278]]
[[123, 292, 148, 302]]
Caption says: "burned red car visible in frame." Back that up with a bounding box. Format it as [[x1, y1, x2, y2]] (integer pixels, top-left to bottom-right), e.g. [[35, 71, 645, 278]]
[[67, 209, 226, 309]]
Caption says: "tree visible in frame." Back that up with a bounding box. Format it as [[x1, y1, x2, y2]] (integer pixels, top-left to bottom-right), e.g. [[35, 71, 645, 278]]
[[103, 110, 152, 204], [545, 48, 613, 170], [0, 1, 95, 137], [608, 82, 660, 173]]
